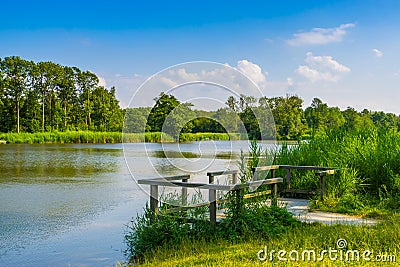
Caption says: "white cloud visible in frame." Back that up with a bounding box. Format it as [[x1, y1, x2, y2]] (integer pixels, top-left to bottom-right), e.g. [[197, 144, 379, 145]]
[[236, 59, 267, 85], [296, 52, 350, 82], [287, 77, 293, 86], [97, 76, 107, 87], [104, 61, 270, 109], [304, 52, 350, 73], [372, 48, 383, 58], [287, 23, 355, 46]]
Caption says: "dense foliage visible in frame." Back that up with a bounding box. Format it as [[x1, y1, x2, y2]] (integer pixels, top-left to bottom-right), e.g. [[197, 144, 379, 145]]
[[125, 93, 400, 140], [0, 56, 123, 133]]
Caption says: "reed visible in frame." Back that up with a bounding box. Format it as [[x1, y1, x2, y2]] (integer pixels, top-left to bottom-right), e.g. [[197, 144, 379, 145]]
[[271, 127, 400, 215]]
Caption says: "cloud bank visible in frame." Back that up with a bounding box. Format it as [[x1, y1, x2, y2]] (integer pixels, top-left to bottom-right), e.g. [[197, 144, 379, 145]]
[[296, 52, 350, 82]]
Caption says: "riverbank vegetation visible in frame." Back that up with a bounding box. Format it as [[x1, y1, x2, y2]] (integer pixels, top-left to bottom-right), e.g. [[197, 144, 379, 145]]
[[0, 131, 245, 144], [125, 132, 400, 266]]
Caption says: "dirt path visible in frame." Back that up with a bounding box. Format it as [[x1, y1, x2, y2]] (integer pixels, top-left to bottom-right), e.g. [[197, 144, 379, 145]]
[[280, 198, 377, 225]]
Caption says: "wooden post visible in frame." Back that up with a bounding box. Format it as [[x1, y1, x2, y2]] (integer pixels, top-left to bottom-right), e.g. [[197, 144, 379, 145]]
[[208, 174, 217, 226], [232, 172, 238, 184], [320, 175, 326, 200], [253, 171, 258, 181], [182, 178, 188, 206], [150, 185, 158, 222], [285, 168, 291, 189], [271, 169, 275, 178], [272, 183, 278, 206]]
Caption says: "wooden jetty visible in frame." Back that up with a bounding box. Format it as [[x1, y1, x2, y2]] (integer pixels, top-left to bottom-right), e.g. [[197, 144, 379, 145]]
[[138, 165, 336, 225]]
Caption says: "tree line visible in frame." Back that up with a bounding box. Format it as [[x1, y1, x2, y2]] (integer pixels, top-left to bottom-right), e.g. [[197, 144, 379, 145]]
[[0, 56, 123, 133], [125, 93, 400, 140], [2, 56, 399, 140]]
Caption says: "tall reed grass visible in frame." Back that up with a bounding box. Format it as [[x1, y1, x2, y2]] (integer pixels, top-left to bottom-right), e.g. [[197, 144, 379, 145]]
[[0, 131, 123, 144], [271, 127, 400, 214], [179, 132, 242, 142], [0, 131, 244, 144]]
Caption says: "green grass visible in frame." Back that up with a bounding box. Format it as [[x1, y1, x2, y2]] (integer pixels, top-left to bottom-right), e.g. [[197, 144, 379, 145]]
[[136, 215, 400, 266]]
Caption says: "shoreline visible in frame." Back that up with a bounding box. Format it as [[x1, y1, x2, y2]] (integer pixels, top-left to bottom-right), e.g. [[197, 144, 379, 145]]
[[0, 131, 301, 144]]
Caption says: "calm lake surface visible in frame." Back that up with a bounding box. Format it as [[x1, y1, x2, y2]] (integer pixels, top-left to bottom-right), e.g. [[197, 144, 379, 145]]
[[0, 141, 277, 266]]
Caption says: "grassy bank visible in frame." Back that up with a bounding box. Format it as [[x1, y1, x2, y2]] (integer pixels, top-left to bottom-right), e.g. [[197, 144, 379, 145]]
[[0, 131, 247, 144], [136, 215, 400, 266], [0, 131, 123, 144]]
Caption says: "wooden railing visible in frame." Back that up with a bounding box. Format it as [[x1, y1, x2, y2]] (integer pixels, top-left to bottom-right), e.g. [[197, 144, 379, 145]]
[[138, 165, 336, 225], [253, 165, 336, 199], [138, 171, 282, 225]]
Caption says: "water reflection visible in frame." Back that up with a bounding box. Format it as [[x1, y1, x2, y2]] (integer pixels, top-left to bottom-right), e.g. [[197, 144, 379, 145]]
[[0, 141, 278, 266], [0, 144, 120, 183]]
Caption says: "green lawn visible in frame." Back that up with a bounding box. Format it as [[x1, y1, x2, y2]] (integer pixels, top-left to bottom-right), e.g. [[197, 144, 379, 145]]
[[135, 215, 399, 266]]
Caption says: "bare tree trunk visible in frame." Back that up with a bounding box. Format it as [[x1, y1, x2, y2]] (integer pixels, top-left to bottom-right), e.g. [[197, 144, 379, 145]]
[[42, 93, 45, 132], [17, 100, 20, 133]]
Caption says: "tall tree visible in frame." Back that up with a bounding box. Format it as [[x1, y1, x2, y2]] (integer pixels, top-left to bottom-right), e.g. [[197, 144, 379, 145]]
[[75, 69, 99, 129], [1, 56, 30, 133]]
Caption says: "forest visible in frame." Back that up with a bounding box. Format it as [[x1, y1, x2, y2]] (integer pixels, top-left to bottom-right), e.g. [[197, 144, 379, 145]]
[[0, 56, 123, 133], [2, 56, 400, 141]]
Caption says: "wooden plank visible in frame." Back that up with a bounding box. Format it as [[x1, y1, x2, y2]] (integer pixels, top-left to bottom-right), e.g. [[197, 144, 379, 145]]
[[144, 174, 191, 181], [233, 178, 283, 190], [284, 189, 316, 194], [138, 179, 232, 190], [243, 190, 272, 199], [254, 165, 280, 171], [278, 165, 332, 171], [316, 169, 335, 175], [138, 178, 283, 191], [207, 170, 239, 177]]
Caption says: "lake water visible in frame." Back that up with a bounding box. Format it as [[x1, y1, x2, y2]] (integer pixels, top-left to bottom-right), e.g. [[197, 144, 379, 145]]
[[0, 141, 276, 266]]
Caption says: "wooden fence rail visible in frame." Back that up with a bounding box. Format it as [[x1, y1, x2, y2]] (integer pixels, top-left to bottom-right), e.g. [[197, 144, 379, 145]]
[[138, 165, 336, 225]]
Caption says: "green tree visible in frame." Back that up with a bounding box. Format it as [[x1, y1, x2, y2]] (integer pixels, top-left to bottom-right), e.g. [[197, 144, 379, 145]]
[[269, 95, 307, 139], [146, 93, 194, 140], [1, 56, 30, 133], [75, 69, 99, 129], [124, 107, 151, 133], [225, 96, 238, 111]]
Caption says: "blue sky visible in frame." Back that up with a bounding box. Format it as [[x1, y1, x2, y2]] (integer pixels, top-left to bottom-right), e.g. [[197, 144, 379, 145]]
[[1, 0, 400, 112]]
